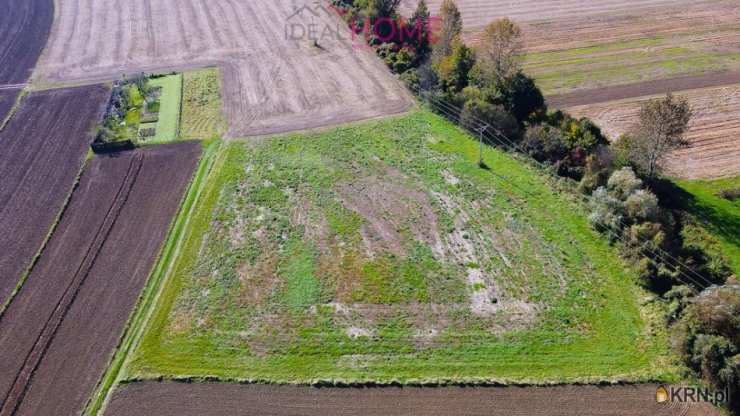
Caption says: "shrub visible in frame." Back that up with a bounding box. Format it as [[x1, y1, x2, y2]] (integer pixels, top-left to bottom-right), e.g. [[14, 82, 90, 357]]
[[459, 99, 520, 141], [588, 187, 624, 240], [607, 167, 643, 200], [625, 189, 659, 221], [497, 72, 545, 123], [717, 187, 740, 201], [522, 124, 567, 163], [436, 41, 476, 94], [578, 147, 614, 193]]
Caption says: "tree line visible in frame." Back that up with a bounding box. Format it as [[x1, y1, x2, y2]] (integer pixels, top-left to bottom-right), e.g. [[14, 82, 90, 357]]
[[332, 0, 738, 409]]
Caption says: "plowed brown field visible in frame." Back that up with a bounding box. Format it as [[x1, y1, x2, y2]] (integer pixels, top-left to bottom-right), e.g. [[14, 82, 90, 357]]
[[105, 382, 720, 416], [0, 89, 19, 124], [38, 0, 411, 137], [0, 85, 109, 305], [0, 0, 53, 84], [566, 83, 740, 180], [0, 143, 201, 416]]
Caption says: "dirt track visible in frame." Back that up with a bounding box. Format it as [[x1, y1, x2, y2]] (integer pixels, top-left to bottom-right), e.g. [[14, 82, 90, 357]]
[[106, 382, 720, 416], [0, 85, 109, 305], [0, 0, 52, 84], [547, 71, 740, 108], [39, 0, 411, 137], [0, 143, 201, 416]]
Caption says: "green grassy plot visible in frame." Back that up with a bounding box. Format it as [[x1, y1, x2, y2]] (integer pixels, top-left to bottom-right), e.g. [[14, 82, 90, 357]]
[[676, 177, 740, 275], [127, 110, 678, 384], [138, 74, 183, 144]]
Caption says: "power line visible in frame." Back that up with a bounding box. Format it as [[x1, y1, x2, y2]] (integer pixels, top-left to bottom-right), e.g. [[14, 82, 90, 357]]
[[408, 83, 714, 291]]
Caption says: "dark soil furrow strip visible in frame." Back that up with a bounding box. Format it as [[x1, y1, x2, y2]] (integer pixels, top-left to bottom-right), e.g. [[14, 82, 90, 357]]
[[0, 153, 144, 416], [104, 381, 721, 416], [547, 70, 740, 108], [15, 142, 202, 416]]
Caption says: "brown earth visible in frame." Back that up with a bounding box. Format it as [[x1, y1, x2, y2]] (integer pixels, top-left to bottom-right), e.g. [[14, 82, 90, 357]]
[[566, 83, 740, 180], [0, 85, 109, 306], [105, 382, 720, 416], [548, 71, 740, 108], [0, 143, 201, 416], [0, 0, 53, 84], [401, 0, 700, 32], [38, 0, 412, 137], [0, 89, 19, 124]]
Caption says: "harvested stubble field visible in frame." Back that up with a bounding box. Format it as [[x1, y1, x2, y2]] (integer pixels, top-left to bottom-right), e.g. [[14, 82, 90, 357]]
[[128, 110, 674, 385], [105, 382, 719, 416], [0, 0, 53, 84], [404, 0, 740, 96], [0, 85, 109, 306], [38, 0, 411, 137], [0, 143, 201, 416], [566, 83, 740, 180]]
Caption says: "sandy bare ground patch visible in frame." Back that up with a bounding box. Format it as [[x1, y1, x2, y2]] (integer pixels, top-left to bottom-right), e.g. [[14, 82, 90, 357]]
[[37, 0, 411, 137], [566, 83, 740, 180], [105, 382, 719, 416]]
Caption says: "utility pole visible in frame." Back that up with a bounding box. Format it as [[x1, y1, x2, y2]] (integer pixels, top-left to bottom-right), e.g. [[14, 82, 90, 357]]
[[476, 123, 489, 167]]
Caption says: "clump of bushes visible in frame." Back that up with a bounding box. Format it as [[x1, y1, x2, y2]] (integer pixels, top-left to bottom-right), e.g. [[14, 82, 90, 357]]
[[334, 1, 736, 406], [674, 284, 740, 412], [95, 73, 158, 147]]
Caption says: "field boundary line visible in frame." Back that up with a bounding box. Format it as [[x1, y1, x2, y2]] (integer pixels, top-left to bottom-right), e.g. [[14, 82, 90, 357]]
[[0, 132, 84, 316], [85, 140, 221, 416], [0, 89, 28, 133], [0, 152, 144, 416]]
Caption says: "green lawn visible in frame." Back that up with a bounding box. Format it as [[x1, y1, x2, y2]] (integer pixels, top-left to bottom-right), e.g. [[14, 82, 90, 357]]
[[676, 177, 740, 276], [126, 110, 678, 385], [139, 74, 183, 144]]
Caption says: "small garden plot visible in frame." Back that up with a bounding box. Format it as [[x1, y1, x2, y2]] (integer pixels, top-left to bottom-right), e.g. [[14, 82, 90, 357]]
[[137, 74, 183, 144], [129, 111, 675, 384]]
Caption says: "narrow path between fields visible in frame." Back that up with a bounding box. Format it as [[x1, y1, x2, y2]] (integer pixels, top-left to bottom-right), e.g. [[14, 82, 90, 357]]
[[547, 71, 740, 108]]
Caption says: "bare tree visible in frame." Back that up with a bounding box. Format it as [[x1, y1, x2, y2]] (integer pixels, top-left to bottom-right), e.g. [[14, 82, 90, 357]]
[[477, 18, 523, 83], [629, 93, 692, 178]]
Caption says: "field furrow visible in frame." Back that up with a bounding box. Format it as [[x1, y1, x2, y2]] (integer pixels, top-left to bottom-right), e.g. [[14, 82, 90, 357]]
[[39, 0, 412, 137], [105, 382, 719, 416], [0, 143, 201, 415], [0, 85, 109, 305], [0, 153, 143, 416], [566, 83, 740, 179]]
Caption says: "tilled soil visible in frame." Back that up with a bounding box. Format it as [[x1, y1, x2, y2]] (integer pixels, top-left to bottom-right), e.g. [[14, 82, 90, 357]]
[[105, 382, 720, 416], [0, 89, 19, 124], [38, 0, 411, 137], [547, 71, 740, 108], [0, 0, 53, 84], [0, 143, 201, 416], [0, 85, 109, 305]]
